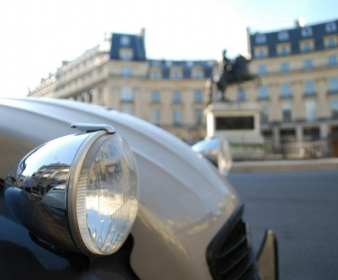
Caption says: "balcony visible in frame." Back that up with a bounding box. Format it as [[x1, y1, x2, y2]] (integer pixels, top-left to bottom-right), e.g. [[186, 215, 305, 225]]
[[257, 96, 270, 101], [328, 90, 338, 95], [280, 94, 293, 100], [303, 92, 317, 98]]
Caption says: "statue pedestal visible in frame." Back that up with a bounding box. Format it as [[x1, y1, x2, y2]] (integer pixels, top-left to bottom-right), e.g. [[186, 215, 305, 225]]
[[204, 102, 265, 160]]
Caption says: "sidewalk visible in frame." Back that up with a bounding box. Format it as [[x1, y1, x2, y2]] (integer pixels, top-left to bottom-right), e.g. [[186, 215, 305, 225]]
[[231, 158, 338, 172]]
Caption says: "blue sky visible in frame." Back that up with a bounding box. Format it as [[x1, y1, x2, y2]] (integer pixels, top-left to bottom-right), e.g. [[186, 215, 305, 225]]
[[0, 0, 336, 98]]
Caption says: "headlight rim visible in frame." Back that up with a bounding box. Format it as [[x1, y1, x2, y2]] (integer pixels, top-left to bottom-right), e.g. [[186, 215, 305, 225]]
[[67, 130, 106, 257]]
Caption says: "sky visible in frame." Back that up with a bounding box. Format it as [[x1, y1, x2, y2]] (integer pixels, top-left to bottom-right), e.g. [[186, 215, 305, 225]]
[[0, 0, 337, 98]]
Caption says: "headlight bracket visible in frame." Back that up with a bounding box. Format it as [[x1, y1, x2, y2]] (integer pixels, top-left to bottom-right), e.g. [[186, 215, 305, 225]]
[[71, 123, 116, 134]]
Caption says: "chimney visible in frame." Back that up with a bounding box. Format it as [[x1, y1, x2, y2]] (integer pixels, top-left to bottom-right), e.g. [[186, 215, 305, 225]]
[[295, 17, 305, 28], [246, 27, 251, 59], [103, 32, 111, 42], [139, 28, 145, 38]]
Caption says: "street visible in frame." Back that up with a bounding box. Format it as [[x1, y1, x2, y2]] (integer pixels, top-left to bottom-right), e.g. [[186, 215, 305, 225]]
[[228, 169, 338, 280]]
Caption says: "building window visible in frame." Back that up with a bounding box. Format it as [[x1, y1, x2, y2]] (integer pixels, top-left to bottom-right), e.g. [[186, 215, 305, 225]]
[[119, 49, 133, 60], [121, 108, 132, 115], [331, 99, 338, 119], [281, 83, 292, 98], [121, 87, 133, 102], [150, 69, 161, 79], [304, 81, 315, 96], [329, 78, 338, 93], [122, 67, 131, 78], [328, 55, 337, 66], [301, 27, 313, 37], [281, 46, 288, 55], [326, 22, 337, 33], [304, 59, 313, 70], [282, 103, 292, 122], [257, 49, 266, 58], [215, 90, 222, 102], [81, 92, 86, 102], [261, 105, 269, 124], [255, 34, 266, 44], [173, 109, 182, 126], [151, 90, 160, 103], [278, 31, 289, 41], [237, 88, 245, 101], [171, 69, 182, 79], [98, 89, 103, 105], [303, 43, 312, 52], [327, 38, 336, 48], [278, 45, 290, 55], [152, 109, 160, 124], [258, 65, 267, 75], [258, 85, 268, 100], [191, 69, 203, 79], [195, 109, 203, 125], [187, 61, 194, 67], [280, 62, 289, 73], [305, 101, 316, 122], [173, 90, 181, 103], [88, 89, 93, 103], [120, 36, 130, 46], [194, 90, 202, 103]]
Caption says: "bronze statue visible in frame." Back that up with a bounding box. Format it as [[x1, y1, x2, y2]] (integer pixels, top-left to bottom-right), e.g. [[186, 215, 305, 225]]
[[207, 50, 260, 104]]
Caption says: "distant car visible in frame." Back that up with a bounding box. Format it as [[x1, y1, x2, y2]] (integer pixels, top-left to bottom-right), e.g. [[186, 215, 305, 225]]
[[0, 97, 277, 280]]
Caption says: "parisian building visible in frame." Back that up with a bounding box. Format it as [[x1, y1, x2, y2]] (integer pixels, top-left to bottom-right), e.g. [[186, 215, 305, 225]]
[[29, 30, 218, 141], [29, 19, 338, 146], [247, 18, 338, 149]]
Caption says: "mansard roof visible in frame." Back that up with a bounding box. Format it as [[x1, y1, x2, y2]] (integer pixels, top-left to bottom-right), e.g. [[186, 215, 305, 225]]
[[148, 59, 217, 79], [110, 33, 146, 61], [250, 19, 338, 57]]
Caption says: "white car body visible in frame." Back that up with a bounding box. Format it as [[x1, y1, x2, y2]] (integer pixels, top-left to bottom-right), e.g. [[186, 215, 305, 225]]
[[0, 97, 245, 279]]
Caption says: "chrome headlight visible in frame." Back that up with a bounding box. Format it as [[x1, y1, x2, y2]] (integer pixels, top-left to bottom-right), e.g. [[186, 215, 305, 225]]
[[4, 124, 138, 257], [192, 136, 232, 176]]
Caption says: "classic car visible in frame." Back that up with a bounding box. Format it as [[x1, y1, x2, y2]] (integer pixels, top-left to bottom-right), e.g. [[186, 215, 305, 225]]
[[0, 97, 277, 280]]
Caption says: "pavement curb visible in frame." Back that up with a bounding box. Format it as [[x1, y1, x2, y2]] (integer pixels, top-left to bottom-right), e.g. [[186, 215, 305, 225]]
[[231, 158, 338, 172]]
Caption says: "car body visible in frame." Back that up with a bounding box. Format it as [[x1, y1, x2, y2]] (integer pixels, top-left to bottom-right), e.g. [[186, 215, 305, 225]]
[[0, 97, 275, 279]]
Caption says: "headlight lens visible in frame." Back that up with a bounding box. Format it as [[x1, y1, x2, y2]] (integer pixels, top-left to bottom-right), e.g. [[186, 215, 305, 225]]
[[76, 134, 138, 255]]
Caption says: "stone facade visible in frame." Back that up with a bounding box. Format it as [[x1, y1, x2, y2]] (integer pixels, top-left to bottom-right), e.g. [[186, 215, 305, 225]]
[[248, 19, 338, 149], [29, 31, 217, 141]]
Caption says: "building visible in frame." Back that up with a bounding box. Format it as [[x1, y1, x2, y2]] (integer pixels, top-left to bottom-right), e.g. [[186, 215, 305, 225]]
[[247, 18, 338, 150], [29, 30, 218, 141], [30, 19, 338, 147]]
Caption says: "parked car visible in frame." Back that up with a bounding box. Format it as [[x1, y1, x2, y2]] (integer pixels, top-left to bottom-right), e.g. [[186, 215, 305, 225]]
[[0, 97, 277, 280]]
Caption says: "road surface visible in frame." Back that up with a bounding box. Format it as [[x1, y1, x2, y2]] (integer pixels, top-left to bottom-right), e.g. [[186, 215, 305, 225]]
[[228, 169, 338, 280]]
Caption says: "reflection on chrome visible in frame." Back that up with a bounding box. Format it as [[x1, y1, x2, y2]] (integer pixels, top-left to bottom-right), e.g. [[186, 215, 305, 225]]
[[2, 134, 90, 255], [7, 133, 89, 209], [41, 183, 66, 209]]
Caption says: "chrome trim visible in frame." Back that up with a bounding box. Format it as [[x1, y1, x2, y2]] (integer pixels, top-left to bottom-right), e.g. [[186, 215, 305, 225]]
[[192, 136, 232, 176], [71, 123, 116, 134]]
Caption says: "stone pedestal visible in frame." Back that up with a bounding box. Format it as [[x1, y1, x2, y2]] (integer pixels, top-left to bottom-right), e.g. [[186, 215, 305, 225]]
[[204, 102, 265, 160]]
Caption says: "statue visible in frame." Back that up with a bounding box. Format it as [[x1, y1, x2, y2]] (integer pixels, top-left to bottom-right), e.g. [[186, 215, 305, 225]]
[[207, 50, 260, 104]]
